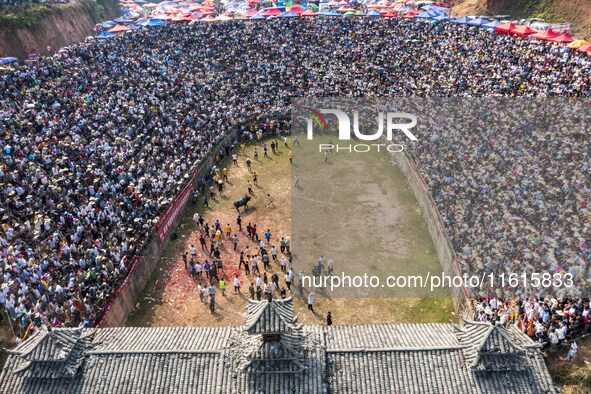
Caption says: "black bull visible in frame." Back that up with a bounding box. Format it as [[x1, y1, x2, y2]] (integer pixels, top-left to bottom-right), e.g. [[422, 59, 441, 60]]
[[234, 195, 252, 212]]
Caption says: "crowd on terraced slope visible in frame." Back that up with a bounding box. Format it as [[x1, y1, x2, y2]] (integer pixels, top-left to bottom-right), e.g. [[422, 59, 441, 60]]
[[0, 19, 589, 339]]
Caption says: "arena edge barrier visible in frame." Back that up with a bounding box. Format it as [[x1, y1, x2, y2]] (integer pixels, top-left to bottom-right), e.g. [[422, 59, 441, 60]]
[[98, 130, 240, 327], [98, 130, 471, 327], [380, 136, 472, 320]]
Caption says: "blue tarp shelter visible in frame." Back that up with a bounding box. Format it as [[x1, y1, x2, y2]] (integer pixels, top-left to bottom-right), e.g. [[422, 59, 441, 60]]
[[481, 20, 501, 28], [250, 13, 265, 19], [366, 10, 380, 17], [467, 17, 489, 26], [147, 18, 166, 27], [433, 13, 449, 21], [415, 10, 441, 19], [96, 32, 116, 39], [0, 57, 18, 65], [278, 10, 299, 18], [451, 16, 472, 24]]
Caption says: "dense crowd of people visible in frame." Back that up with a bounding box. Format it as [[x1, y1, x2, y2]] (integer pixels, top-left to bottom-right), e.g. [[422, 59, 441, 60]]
[[0, 18, 590, 340], [406, 100, 591, 346], [408, 100, 590, 297], [474, 297, 590, 350]]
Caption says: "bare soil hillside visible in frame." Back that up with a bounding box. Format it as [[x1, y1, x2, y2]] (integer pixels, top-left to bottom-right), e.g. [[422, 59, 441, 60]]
[[0, 0, 120, 59], [454, 0, 591, 39]]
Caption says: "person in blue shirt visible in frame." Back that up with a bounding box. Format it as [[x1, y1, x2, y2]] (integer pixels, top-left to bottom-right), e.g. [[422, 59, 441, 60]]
[[264, 229, 271, 242]]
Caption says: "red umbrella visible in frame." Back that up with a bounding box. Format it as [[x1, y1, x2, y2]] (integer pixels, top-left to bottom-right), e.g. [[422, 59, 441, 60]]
[[171, 14, 192, 22], [301, 9, 318, 16], [495, 22, 515, 34], [548, 33, 574, 44], [578, 44, 591, 53], [243, 8, 257, 17], [530, 29, 559, 41], [262, 7, 282, 16], [108, 24, 132, 33], [510, 25, 536, 36], [383, 10, 397, 18], [289, 5, 304, 14], [402, 9, 420, 18]]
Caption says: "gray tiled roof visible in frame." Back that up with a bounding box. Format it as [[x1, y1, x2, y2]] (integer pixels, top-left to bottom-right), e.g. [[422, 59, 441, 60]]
[[245, 297, 298, 335], [5, 328, 92, 382], [91, 326, 232, 352], [0, 302, 557, 394], [221, 325, 328, 394], [325, 323, 462, 350], [1, 352, 223, 394], [325, 320, 555, 393]]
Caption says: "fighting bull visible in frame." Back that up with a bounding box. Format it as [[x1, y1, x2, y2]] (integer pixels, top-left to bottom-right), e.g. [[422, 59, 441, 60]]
[[234, 195, 252, 212]]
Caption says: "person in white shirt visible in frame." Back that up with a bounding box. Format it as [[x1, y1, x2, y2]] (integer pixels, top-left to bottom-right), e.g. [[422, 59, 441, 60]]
[[565, 341, 578, 360], [233, 275, 240, 294], [307, 293, 315, 312], [556, 324, 567, 343], [285, 271, 293, 291]]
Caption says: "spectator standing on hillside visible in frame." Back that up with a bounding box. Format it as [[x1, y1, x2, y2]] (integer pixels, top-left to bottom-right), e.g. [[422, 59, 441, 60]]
[[566, 341, 578, 360]]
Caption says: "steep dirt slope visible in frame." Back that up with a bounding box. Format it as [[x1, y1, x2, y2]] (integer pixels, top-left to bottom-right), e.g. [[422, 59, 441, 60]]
[[0, 0, 119, 59], [454, 0, 591, 39]]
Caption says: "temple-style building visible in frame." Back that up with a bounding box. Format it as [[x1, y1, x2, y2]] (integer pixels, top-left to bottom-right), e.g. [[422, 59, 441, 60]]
[[0, 297, 557, 393]]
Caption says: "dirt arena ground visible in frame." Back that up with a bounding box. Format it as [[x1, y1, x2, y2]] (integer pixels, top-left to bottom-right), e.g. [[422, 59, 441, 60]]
[[127, 136, 455, 328]]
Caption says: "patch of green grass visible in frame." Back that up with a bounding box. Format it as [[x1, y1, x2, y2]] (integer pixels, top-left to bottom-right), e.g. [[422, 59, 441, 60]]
[[402, 297, 457, 323], [524, 0, 564, 22], [0, 4, 48, 29], [0, 0, 110, 30]]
